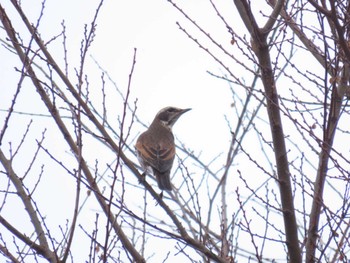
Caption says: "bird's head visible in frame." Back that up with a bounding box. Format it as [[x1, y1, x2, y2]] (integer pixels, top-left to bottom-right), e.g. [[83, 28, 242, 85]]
[[153, 106, 191, 129]]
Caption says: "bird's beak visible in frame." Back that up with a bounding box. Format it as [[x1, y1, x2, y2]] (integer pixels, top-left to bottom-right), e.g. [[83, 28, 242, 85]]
[[180, 108, 191, 114], [174, 108, 191, 121]]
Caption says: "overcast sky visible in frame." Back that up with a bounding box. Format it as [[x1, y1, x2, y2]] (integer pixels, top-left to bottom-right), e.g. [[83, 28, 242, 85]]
[[0, 1, 292, 262]]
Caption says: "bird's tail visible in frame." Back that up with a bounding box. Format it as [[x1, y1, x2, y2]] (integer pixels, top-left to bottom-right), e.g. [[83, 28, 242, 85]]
[[154, 170, 172, 191]]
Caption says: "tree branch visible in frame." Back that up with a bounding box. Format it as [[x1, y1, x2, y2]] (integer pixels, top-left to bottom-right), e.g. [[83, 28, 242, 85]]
[[267, 0, 333, 75], [306, 65, 349, 263], [234, 1, 302, 262], [262, 0, 284, 34], [0, 3, 146, 262]]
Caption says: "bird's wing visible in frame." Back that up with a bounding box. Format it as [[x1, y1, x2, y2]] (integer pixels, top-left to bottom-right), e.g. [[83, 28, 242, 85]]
[[136, 138, 175, 173]]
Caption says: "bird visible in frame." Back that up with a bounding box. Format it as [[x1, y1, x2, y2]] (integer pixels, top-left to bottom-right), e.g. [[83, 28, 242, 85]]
[[135, 106, 191, 191]]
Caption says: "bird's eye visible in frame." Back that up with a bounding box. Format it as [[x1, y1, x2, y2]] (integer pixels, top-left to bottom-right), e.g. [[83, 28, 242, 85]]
[[167, 108, 176, 113]]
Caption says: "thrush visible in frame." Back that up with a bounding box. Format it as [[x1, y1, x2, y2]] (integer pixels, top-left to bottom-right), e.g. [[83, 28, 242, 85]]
[[135, 106, 191, 191]]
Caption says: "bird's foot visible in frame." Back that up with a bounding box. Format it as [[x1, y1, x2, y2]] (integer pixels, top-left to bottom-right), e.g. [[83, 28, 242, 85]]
[[154, 191, 163, 206], [138, 172, 146, 184]]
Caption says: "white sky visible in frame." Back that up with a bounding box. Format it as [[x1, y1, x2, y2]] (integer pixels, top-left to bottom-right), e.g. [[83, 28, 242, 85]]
[[3, 0, 345, 262], [0, 0, 241, 262], [46, 0, 236, 154]]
